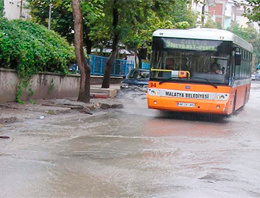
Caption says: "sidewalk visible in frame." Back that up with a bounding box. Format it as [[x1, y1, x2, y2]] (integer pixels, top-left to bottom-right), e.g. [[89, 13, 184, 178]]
[[0, 84, 123, 126], [90, 84, 121, 98]]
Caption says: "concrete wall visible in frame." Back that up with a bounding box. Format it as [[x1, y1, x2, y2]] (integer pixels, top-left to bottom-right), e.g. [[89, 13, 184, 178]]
[[0, 68, 19, 103], [0, 68, 122, 103], [21, 72, 81, 102]]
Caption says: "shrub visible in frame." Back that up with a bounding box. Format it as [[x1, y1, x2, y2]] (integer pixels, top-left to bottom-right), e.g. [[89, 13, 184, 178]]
[[0, 18, 75, 102], [0, 0, 3, 17]]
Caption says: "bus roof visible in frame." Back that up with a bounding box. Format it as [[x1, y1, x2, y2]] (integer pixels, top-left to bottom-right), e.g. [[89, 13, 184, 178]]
[[153, 28, 253, 52]]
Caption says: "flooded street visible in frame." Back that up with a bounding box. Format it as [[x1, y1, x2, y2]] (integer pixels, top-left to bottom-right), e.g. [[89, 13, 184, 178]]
[[1, 82, 260, 198]]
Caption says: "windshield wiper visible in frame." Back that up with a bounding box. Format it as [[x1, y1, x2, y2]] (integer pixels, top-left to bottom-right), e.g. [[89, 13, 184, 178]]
[[192, 77, 218, 89], [159, 78, 183, 85]]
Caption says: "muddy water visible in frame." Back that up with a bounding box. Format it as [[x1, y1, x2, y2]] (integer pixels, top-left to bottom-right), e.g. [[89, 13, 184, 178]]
[[1, 82, 260, 197]]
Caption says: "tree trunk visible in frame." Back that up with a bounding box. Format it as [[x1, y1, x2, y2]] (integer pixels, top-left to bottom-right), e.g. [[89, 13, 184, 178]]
[[138, 55, 142, 69], [72, 0, 91, 103], [134, 44, 138, 68], [201, 0, 206, 26], [85, 39, 92, 55], [101, 0, 119, 88], [83, 26, 93, 55]]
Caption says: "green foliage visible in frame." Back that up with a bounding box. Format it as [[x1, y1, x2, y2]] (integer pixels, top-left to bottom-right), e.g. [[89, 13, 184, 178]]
[[0, 0, 3, 17], [27, 0, 106, 48], [113, 0, 196, 50], [227, 24, 258, 41], [227, 24, 260, 65], [175, 21, 190, 29], [244, 0, 260, 22], [48, 78, 55, 94], [28, 0, 74, 43], [203, 18, 218, 28], [27, 0, 196, 53], [29, 99, 36, 104], [0, 18, 75, 102], [173, 0, 197, 27]]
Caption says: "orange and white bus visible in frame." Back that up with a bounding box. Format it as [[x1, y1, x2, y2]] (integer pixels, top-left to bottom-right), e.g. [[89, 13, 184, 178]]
[[147, 28, 253, 115]]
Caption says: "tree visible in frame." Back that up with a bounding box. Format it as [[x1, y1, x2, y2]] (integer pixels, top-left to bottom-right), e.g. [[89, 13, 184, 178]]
[[72, 0, 91, 103], [227, 24, 260, 65], [0, 0, 4, 17], [28, 0, 196, 88], [0, 18, 75, 102], [101, 0, 119, 88], [244, 0, 260, 22], [27, 0, 105, 54], [100, 0, 196, 87], [202, 18, 217, 28], [173, 0, 197, 27]]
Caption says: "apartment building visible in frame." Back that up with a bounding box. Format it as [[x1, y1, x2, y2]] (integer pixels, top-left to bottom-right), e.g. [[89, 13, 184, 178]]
[[191, 0, 216, 25], [3, 0, 30, 20], [191, 0, 259, 32]]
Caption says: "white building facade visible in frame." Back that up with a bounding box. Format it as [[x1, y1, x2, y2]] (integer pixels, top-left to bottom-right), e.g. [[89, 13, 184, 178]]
[[3, 0, 30, 20], [190, 0, 217, 26], [191, 0, 259, 33]]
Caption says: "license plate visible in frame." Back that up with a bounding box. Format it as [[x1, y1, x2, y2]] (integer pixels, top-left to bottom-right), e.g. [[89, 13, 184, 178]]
[[177, 102, 195, 107]]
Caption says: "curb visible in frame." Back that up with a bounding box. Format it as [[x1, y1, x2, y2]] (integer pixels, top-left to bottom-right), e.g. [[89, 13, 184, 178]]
[[90, 93, 110, 99]]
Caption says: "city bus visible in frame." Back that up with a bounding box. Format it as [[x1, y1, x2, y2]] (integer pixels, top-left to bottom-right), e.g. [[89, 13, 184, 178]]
[[147, 28, 253, 115]]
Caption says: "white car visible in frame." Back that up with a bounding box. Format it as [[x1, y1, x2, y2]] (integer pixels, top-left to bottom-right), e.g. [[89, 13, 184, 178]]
[[251, 73, 256, 81], [255, 70, 260, 81]]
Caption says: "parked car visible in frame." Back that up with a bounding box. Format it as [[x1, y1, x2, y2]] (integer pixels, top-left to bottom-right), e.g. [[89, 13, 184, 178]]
[[121, 69, 149, 90], [255, 70, 260, 81], [69, 64, 79, 74], [251, 73, 256, 80]]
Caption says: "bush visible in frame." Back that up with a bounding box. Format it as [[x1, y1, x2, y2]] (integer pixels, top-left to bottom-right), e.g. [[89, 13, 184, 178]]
[[0, 18, 75, 102], [0, 0, 3, 17], [0, 18, 75, 73]]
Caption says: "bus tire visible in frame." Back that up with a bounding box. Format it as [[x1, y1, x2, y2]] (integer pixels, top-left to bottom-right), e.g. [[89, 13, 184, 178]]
[[243, 88, 247, 106]]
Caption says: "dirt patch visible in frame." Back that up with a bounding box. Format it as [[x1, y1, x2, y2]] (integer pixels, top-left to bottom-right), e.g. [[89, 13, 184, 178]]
[[0, 98, 123, 125], [0, 117, 17, 124]]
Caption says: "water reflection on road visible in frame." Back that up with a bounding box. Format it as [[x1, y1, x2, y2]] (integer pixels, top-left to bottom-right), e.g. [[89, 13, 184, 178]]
[[0, 82, 260, 197]]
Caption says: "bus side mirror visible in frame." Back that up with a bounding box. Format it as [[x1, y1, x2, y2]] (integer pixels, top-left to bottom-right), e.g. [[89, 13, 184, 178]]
[[235, 49, 241, 66]]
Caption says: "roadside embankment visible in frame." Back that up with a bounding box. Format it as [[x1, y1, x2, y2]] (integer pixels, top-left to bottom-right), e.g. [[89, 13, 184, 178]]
[[0, 92, 123, 125]]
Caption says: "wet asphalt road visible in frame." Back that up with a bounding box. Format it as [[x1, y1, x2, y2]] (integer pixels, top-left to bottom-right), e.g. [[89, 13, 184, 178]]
[[1, 82, 260, 198]]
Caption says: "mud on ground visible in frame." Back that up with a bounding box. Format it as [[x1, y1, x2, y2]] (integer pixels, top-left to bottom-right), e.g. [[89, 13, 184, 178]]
[[0, 98, 123, 125]]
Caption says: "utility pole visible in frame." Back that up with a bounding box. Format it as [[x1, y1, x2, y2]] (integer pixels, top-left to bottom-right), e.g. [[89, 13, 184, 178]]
[[201, 0, 206, 26], [48, 1, 52, 30], [234, 2, 238, 25], [19, 0, 23, 19]]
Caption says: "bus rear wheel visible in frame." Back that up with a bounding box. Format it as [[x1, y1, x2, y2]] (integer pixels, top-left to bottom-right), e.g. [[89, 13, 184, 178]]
[[243, 88, 248, 107], [232, 92, 237, 115]]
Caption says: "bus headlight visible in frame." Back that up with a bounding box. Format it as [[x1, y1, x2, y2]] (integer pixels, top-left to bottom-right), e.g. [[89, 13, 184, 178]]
[[149, 89, 158, 95], [215, 94, 229, 100]]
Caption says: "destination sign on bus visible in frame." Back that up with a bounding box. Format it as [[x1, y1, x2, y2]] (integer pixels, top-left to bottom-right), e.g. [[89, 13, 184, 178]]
[[162, 38, 222, 51]]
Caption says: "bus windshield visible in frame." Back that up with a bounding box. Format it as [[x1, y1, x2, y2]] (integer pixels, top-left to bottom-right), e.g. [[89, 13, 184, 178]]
[[150, 38, 232, 85]]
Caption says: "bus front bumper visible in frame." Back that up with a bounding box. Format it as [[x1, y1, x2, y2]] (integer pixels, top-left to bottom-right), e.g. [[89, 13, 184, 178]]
[[147, 95, 230, 115]]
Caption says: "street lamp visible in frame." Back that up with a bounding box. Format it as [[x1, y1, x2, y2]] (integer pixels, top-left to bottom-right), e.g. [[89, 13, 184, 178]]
[[48, 1, 52, 30], [19, 0, 23, 19]]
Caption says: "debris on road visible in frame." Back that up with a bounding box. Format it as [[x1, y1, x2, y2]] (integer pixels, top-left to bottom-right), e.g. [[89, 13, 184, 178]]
[[0, 97, 124, 125], [0, 135, 10, 139], [97, 99, 124, 110], [0, 117, 17, 124]]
